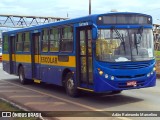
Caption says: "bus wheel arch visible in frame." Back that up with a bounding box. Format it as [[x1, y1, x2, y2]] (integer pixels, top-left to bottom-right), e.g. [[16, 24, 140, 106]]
[[62, 69, 78, 97], [18, 64, 22, 73], [62, 68, 72, 86]]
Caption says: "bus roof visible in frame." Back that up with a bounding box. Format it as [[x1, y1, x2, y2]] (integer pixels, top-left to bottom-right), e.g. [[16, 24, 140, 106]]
[[3, 12, 152, 34]]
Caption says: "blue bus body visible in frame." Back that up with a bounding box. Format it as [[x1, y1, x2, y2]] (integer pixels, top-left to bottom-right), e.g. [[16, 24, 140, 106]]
[[2, 12, 156, 96]]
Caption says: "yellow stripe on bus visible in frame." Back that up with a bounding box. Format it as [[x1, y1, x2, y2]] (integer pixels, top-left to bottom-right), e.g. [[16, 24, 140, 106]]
[[12, 54, 16, 61], [40, 55, 76, 67], [3, 54, 31, 63], [16, 54, 31, 63], [2, 54, 9, 61], [34, 55, 40, 63], [3, 54, 76, 67]]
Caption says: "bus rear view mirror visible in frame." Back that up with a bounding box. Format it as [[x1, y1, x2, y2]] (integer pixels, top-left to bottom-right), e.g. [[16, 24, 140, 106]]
[[92, 24, 98, 40]]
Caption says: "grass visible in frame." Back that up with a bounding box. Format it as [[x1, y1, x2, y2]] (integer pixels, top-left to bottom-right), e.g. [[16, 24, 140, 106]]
[[155, 51, 160, 56], [0, 100, 21, 111], [0, 100, 40, 120], [155, 51, 160, 61]]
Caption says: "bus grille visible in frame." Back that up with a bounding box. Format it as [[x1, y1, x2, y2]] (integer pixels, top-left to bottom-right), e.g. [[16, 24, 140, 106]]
[[109, 63, 150, 69], [116, 74, 145, 79]]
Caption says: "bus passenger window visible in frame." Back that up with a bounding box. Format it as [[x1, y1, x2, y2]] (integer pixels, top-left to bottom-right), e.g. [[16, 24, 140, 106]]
[[16, 33, 23, 52], [3, 35, 9, 52], [50, 28, 60, 52], [42, 29, 49, 52], [23, 32, 30, 52], [60, 26, 73, 52]]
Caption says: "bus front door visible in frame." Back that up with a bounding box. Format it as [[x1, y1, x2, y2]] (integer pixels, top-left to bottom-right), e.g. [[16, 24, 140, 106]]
[[31, 33, 41, 80], [77, 27, 93, 88], [9, 36, 16, 74]]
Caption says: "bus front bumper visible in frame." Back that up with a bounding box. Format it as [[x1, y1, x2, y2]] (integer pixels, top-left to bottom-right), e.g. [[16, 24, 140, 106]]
[[93, 72, 156, 93]]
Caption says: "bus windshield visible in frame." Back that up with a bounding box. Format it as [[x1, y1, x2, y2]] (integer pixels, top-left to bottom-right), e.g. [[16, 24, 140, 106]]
[[96, 28, 154, 62]]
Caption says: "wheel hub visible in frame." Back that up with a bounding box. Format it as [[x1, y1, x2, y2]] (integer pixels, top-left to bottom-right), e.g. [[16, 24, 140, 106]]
[[67, 78, 74, 90]]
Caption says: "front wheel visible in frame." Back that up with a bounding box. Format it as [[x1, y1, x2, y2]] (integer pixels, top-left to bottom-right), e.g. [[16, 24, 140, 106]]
[[111, 90, 122, 94], [65, 73, 78, 97], [19, 66, 27, 85]]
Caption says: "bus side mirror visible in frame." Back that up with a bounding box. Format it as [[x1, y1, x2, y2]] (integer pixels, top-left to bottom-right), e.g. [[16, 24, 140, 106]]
[[92, 24, 98, 40]]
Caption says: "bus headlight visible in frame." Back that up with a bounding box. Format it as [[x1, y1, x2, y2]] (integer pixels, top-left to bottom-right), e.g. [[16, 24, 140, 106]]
[[153, 67, 156, 71], [111, 76, 115, 80], [99, 71, 103, 76], [105, 74, 109, 79], [147, 73, 150, 77]]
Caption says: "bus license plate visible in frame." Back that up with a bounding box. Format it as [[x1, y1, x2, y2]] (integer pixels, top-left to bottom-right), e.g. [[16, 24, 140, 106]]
[[127, 81, 137, 86]]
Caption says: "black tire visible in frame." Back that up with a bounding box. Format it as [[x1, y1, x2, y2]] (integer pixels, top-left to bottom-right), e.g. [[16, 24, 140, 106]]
[[18, 66, 27, 85], [65, 73, 78, 97], [111, 90, 122, 94]]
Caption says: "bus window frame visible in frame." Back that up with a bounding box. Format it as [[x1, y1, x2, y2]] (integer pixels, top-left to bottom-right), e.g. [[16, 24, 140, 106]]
[[23, 31, 31, 52], [16, 32, 23, 52], [49, 27, 60, 53], [3, 34, 9, 52], [41, 28, 49, 53], [60, 25, 74, 53]]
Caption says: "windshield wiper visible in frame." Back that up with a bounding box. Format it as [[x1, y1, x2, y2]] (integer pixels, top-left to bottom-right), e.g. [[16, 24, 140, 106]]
[[112, 27, 126, 54]]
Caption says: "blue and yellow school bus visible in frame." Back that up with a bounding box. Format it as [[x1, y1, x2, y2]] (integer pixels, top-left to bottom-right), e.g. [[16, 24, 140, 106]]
[[2, 12, 156, 97]]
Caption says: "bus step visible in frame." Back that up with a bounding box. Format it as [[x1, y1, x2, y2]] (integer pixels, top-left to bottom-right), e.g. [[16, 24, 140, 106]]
[[33, 79, 41, 84], [77, 87, 94, 92]]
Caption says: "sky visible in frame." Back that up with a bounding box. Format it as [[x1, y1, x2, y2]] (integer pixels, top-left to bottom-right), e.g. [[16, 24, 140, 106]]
[[1, 0, 160, 24]]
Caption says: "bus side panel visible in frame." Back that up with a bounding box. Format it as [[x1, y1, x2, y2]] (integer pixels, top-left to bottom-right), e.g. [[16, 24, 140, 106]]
[[12, 61, 17, 74], [48, 67, 63, 85], [2, 53, 10, 74], [15, 62, 32, 79], [3, 61, 10, 74], [35, 63, 41, 80], [41, 66, 62, 86], [15, 54, 32, 79], [41, 65, 48, 82], [41, 65, 76, 86], [23, 63, 32, 79]]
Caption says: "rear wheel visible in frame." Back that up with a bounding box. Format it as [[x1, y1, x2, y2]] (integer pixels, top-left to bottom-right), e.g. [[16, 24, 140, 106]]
[[19, 66, 27, 85], [65, 73, 78, 97]]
